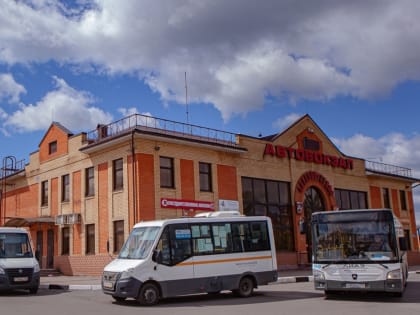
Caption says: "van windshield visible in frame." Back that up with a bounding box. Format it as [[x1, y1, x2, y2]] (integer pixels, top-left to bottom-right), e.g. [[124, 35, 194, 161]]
[[0, 233, 33, 259], [119, 226, 160, 259]]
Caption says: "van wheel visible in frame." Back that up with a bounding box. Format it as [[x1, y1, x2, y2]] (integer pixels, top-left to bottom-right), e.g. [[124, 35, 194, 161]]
[[112, 295, 126, 302], [137, 283, 159, 306], [29, 287, 38, 294], [233, 277, 254, 297]]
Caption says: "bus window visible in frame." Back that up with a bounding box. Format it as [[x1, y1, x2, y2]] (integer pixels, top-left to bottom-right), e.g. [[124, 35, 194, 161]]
[[169, 224, 192, 264], [191, 224, 214, 255]]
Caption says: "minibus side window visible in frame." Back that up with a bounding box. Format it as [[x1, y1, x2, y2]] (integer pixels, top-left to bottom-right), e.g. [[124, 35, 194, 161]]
[[156, 227, 172, 266], [170, 224, 192, 265]]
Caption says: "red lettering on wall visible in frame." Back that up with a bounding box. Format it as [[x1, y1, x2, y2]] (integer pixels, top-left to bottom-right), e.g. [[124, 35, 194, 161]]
[[263, 144, 354, 170]]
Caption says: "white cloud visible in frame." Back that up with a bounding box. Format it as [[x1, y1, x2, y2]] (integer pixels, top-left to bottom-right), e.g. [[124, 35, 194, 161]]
[[4, 76, 113, 132], [1, 1, 420, 120], [272, 113, 303, 130], [0, 73, 26, 103], [333, 133, 420, 225]]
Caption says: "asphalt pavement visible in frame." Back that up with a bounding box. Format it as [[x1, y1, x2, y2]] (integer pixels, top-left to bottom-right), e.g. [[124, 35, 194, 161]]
[[39, 265, 420, 291]]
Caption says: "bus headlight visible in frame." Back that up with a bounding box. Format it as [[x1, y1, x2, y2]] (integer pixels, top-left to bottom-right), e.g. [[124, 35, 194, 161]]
[[313, 269, 325, 280], [386, 269, 401, 280], [0, 267, 4, 275]]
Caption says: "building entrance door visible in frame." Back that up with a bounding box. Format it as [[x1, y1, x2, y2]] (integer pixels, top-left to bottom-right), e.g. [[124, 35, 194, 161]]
[[303, 186, 325, 262], [47, 229, 54, 269], [36, 231, 43, 268]]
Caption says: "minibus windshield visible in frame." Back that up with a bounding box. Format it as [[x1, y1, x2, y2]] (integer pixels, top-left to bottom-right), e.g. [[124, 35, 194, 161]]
[[119, 226, 160, 259], [0, 233, 33, 259]]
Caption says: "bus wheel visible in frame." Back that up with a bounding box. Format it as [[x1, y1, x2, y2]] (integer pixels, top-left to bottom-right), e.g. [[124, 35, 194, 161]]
[[137, 283, 159, 306], [233, 277, 254, 297]]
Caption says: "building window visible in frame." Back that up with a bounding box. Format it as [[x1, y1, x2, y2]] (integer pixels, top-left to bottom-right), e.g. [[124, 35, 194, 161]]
[[303, 137, 320, 151], [160, 157, 174, 188], [382, 188, 391, 209], [61, 174, 70, 202], [242, 177, 294, 251], [334, 189, 367, 210], [62, 227, 70, 255], [113, 158, 123, 191], [49, 141, 57, 154], [400, 190, 407, 210], [86, 224, 95, 255], [113, 220, 125, 254], [199, 162, 212, 192], [85, 167, 95, 197], [404, 229, 412, 251], [41, 180, 48, 206]]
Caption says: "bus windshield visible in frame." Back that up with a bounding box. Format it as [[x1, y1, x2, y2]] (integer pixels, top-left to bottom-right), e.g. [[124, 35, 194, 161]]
[[313, 213, 398, 263], [0, 233, 33, 259], [119, 226, 160, 260]]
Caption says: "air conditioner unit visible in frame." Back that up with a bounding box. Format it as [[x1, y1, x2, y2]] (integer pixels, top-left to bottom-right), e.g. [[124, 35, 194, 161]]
[[67, 213, 81, 224], [55, 215, 65, 225]]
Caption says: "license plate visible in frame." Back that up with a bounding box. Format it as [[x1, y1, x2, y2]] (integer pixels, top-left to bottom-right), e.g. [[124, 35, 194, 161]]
[[103, 281, 114, 289], [346, 283, 365, 289], [14, 276, 28, 282]]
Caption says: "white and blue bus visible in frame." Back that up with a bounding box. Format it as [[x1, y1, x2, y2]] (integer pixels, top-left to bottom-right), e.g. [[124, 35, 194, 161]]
[[311, 209, 408, 296], [102, 214, 278, 305]]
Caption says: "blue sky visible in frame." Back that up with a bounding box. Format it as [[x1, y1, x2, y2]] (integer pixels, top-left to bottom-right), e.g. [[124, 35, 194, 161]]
[[0, 0, 419, 223]]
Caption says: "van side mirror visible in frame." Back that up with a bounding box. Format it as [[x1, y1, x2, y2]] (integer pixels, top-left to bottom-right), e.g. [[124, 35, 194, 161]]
[[152, 249, 162, 264], [399, 237, 408, 251]]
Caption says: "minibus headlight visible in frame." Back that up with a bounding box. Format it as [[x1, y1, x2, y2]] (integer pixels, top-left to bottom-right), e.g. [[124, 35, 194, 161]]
[[387, 269, 401, 280], [33, 263, 40, 273], [313, 269, 325, 280], [0, 267, 4, 275], [119, 268, 134, 280]]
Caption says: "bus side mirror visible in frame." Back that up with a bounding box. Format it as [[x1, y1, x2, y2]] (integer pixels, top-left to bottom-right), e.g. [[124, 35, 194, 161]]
[[398, 237, 408, 251], [152, 249, 162, 264]]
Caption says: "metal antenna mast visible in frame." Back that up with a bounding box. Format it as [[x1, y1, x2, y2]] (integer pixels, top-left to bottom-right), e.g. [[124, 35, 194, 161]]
[[185, 72, 189, 125]]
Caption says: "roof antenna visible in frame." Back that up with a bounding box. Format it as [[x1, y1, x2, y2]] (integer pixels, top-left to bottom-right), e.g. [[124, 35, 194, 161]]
[[185, 71, 189, 126]]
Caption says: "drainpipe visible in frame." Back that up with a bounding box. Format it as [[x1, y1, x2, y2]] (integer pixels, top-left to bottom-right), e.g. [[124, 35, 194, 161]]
[[131, 130, 137, 225]]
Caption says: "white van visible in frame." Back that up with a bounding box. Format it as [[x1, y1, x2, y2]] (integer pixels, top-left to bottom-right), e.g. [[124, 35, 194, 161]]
[[0, 227, 40, 294], [102, 215, 278, 305]]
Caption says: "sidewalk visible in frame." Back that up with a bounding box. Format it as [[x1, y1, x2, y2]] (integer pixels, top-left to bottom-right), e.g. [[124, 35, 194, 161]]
[[39, 266, 420, 291]]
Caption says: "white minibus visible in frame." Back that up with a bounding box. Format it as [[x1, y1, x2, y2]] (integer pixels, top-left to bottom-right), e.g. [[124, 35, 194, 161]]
[[0, 227, 40, 294], [102, 215, 278, 305]]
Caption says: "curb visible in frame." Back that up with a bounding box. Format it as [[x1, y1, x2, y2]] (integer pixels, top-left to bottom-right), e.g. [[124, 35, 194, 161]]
[[40, 284, 102, 291]]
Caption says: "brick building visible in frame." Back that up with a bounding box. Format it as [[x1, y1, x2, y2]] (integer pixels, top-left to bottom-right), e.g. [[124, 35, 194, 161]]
[[1, 114, 419, 275]]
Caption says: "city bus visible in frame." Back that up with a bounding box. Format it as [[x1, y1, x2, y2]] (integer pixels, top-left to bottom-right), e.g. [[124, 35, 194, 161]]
[[102, 214, 278, 305], [311, 209, 408, 297]]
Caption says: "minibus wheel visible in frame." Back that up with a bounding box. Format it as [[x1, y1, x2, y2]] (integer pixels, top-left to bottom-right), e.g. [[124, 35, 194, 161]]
[[137, 282, 159, 306], [233, 276, 254, 297]]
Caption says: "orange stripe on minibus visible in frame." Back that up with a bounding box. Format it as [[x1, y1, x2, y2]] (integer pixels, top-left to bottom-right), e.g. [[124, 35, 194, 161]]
[[176, 255, 273, 266]]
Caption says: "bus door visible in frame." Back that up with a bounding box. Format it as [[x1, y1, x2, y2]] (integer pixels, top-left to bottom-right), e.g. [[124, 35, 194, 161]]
[[153, 224, 194, 296]]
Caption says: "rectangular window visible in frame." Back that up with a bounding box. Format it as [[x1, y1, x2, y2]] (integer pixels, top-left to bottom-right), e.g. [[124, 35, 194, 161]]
[[335, 189, 367, 210], [62, 227, 70, 255], [113, 220, 124, 254], [303, 137, 320, 151], [61, 174, 70, 202], [41, 180, 48, 206], [400, 190, 407, 210], [49, 141, 57, 154], [85, 224, 95, 255], [160, 157, 174, 188], [113, 158, 124, 191], [241, 177, 294, 251], [382, 188, 391, 209], [404, 229, 411, 251], [199, 162, 212, 192], [85, 167, 95, 197]]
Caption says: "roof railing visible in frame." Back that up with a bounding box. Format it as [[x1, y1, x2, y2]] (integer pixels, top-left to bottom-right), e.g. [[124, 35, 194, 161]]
[[365, 160, 412, 178], [86, 113, 239, 147]]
